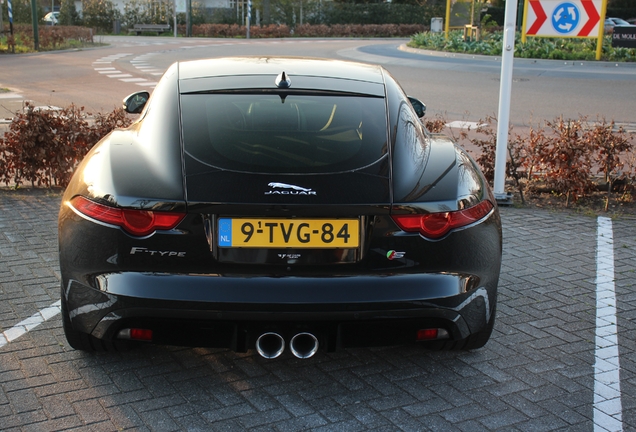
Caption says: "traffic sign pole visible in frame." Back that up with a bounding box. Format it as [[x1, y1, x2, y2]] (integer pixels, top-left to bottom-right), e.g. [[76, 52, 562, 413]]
[[493, 0, 519, 204], [521, 0, 529, 43], [246, 0, 251, 39], [444, 0, 451, 39], [595, 0, 608, 60], [7, 0, 14, 52]]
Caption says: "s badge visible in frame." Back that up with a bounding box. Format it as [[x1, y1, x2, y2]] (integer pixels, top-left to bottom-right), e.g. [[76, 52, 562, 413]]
[[387, 250, 405, 260]]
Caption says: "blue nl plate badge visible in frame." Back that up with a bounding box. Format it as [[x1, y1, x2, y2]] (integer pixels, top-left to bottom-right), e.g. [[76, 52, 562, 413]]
[[218, 218, 232, 247]]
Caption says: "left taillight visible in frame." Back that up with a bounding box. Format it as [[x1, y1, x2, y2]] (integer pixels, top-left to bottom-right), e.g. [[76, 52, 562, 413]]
[[391, 200, 494, 240], [68, 196, 186, 237]]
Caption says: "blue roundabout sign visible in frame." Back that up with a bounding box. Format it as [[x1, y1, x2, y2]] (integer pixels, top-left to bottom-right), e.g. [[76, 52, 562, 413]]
[[551, 2, 580, 34]]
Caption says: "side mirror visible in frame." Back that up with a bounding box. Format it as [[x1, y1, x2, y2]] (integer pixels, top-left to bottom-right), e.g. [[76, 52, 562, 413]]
[[407, 96, 426, 118], [123, 91, 150, 114]]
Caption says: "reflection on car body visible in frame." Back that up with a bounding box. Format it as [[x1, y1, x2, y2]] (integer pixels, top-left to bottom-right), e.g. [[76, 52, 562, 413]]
[[58, 57, 502, 358]]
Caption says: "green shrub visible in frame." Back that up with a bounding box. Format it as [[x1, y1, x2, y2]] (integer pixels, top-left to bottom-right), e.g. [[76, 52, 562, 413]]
[[318, 3, 443, 26], [1, 0, 44, 24], [82, 0, 120, 33], [59, 0, 82, 26], [1, 24, 94, 52], [409, 30, 635, 62]]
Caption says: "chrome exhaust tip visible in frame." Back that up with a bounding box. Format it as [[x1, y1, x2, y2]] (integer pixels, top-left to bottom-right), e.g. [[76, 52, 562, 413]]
[[290, 332, 319, 359], [256, 332, 285, 359]]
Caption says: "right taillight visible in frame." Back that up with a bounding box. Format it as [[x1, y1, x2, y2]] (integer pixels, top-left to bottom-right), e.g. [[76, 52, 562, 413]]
[[391, 200, 494, 240]]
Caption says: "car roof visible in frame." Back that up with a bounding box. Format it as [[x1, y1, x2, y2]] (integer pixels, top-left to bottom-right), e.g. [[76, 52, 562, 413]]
[[178, 57, 385, 84], [176, 57, 387, 96]]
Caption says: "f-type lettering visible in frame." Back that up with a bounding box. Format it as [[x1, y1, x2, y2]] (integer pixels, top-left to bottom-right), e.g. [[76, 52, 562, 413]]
[[130, 247, 186, 257]]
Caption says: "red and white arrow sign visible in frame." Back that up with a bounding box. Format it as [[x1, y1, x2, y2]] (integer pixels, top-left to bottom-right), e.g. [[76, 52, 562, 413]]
[[527, 0, 548, 35], [577, 0, 600, 36], [524, 0, 602, 37]]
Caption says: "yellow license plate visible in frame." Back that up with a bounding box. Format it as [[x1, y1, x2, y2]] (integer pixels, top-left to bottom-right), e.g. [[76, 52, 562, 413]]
[[218, 218, 359, 248]]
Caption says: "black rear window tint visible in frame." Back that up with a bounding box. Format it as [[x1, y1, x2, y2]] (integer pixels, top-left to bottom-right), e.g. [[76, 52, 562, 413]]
[[181, 94, 387, 174]]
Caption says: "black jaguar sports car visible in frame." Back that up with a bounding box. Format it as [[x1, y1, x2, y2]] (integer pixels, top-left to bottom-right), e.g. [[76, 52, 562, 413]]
[[58, 57, 502, 357]]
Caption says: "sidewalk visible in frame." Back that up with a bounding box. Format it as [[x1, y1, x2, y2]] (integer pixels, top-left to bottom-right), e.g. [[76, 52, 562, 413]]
[[0, 190, 634, 431], [0, 90, 64, 130], [0, 89, 30, 124]]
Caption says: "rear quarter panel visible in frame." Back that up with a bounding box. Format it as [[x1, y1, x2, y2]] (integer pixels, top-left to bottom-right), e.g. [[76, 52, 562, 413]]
[[61, 63, 184, 209]]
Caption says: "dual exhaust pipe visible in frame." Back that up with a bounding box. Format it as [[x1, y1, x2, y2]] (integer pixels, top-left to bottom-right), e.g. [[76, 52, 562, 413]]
[[256, 332, 319, 359]]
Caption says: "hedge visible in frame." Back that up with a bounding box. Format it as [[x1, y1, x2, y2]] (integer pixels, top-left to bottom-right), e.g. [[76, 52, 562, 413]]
[[2, 104, 633, 212], [188, 23, 427, 38], [1, 25, 93, 52]]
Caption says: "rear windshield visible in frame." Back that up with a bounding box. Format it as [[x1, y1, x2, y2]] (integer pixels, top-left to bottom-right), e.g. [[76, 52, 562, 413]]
[[181, 93, 388, 174]]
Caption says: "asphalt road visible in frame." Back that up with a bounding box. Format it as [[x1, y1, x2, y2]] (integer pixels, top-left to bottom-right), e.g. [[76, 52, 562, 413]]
[[1, 36, 636, 129], [1, 37, 636, 431]]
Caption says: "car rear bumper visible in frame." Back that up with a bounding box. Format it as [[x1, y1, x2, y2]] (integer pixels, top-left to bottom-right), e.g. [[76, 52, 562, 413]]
[[64, 271, 496, 350]]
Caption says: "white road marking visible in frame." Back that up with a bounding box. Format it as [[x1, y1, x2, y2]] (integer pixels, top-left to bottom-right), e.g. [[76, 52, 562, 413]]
[[594, 217, 623, 432], [92, 52, 164, 86], [0, 301, 61, 348], [119, 77, 147, 82], [446, 121, 488, 129], [33, 105, 62, 111], [92, 54, 135, 79]]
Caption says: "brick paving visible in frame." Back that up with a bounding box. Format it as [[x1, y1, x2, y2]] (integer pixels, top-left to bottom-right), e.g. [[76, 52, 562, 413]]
[[0, 190, 635, 431]]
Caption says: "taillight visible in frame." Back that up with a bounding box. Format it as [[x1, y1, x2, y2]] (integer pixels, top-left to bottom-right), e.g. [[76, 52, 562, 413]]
[[117, 328, 153, 341], [391, 200, 494, 240], [416, 328, 449, 341], [69, 196, 185, 237]]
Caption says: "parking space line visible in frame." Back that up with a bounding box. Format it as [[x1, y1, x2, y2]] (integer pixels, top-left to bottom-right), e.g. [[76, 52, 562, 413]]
[[594, 217, 623, 432], [0, 301, 61, 349]]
